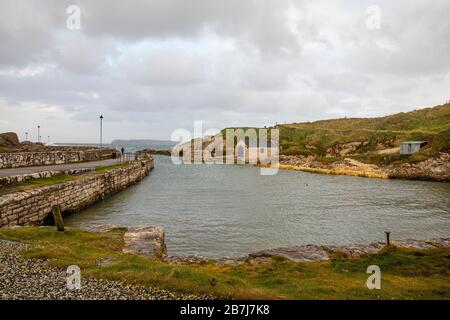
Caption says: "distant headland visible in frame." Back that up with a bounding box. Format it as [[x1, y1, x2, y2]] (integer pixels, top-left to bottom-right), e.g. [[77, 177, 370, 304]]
[[111, 139, 177, 146]]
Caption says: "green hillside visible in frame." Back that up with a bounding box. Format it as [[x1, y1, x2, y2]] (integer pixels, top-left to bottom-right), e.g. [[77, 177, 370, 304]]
[[277, 103, 450, 160]]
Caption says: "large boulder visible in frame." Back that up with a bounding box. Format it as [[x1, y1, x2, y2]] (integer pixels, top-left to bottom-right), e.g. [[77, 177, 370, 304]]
[[0, 132, 20, 148], [123, 226, 167, 260]]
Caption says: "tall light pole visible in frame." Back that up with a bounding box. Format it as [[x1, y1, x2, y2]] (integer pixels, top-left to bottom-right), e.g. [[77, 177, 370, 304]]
[[25, 132, 28, 141], [99, 115, 104, 149], [48, 136, 50, 144], [37, 125, 40, 143]]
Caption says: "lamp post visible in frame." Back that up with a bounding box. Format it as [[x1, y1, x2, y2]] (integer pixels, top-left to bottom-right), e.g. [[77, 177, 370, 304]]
[[37, 125, 40, 143], [99, 115, 104, 149], [25, 132, 28, 141], [48, 136, 50, 144]]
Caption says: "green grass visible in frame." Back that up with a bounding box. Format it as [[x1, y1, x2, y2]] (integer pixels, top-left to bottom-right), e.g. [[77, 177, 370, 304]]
[[0, 174, 80, 195], [0, 226, 449, 299], [95, 163, 128, 173], [274, 103, 450, 160], [0, 163, 132, 196]]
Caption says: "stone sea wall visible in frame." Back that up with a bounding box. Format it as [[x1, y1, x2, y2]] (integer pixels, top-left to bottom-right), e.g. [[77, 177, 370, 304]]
[[0, 159, 153, 227], [0, 148, 117, 169]]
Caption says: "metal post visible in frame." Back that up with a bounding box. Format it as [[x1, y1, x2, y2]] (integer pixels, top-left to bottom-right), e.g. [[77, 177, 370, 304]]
[[384, 231, 391, 245], [25, 132, 28, 140], [37, 125, 40, 142], [99, 115, 103, 149]]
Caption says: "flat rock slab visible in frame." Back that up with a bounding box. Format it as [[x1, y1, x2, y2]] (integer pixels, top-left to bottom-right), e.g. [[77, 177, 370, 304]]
[[325, 244, 382, 257], [81, 224, 122, 233], [249, 245, 330, 263], [391, 239, 436, 250], [123, 226, 167, 260]]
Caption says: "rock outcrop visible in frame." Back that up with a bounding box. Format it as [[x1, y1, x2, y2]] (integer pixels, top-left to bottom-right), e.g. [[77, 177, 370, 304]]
[[77, 226, 450, 265], [278, 156, 388, 179], [0, 132, 20, 148], [385, 153, 450, 181], [82, 224, 167, 260], [249, 245, 330, 263], [123, 226, 167, 260], [278, 153, 450, 181]]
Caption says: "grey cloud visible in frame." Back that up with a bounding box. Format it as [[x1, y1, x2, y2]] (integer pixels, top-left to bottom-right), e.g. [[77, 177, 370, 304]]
[[0, 0, 449, 142]]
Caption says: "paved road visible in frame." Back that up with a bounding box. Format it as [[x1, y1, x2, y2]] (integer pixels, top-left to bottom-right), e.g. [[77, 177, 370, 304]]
[[0, 159, 119, 177]]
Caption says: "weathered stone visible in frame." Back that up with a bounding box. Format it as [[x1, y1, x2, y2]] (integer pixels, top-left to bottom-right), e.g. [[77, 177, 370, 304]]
[[428, 238, 450, 248], [123, 226, 167, 260], [249, 245, 330, 263], [279, 152, 450, 181], [325, 243, 383, 257], [391, 239, 436, 249], [81, 224, 122, 233], [215, 257, 246, 266], [0, 148, 118, 169]]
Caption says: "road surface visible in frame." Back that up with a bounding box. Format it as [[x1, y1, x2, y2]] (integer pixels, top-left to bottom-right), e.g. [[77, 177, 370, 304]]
[[0, 159, 119, 177]]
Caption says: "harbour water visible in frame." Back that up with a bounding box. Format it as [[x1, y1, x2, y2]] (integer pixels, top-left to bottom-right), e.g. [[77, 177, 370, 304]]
[[65, 155, 450, 258]]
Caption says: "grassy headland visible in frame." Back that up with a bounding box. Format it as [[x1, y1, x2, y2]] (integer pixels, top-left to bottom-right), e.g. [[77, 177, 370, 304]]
[[276, 103, 450, 164], [0, 227, 448, 299]]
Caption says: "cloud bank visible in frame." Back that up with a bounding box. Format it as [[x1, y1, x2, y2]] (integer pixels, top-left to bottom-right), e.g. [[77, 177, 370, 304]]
[[1, 0, 449, 142]]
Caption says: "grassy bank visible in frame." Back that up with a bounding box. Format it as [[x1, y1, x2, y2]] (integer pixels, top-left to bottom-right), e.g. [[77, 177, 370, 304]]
[[277, 103, 450, 160], [0, 163, 130, 196], [0, 227, 448, 299]]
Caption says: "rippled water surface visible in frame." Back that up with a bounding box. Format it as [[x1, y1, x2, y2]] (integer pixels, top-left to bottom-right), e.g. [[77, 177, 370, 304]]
[[65, 155, 450, 257]]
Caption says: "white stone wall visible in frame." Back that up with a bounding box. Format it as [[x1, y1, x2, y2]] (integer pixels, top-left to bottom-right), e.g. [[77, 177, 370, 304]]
[[0, 149, 117, 169]]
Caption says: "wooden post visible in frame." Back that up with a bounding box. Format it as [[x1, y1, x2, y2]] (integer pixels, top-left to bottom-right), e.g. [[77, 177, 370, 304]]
[[384, 231, 391, 245], [52, 205, 64, 232]]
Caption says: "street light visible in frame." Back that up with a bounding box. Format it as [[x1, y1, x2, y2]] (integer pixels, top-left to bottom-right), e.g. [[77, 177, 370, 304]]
[[99, 115, 104, 149], [37, 125, 40, 143], [48, 136, 50, 144], [25, 132, 28, 141]]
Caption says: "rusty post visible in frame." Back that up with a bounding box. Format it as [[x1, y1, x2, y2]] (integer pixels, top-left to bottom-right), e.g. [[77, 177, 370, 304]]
[[384, 230, 391, 245]]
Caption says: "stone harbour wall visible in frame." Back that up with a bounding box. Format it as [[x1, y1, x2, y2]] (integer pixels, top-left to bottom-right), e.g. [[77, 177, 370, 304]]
[[0, 159, 153, 227], [0, 148, 117, 169]]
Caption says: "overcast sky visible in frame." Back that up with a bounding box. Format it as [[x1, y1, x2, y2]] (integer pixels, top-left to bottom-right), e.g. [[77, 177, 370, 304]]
[[1, 0, 449, 143]]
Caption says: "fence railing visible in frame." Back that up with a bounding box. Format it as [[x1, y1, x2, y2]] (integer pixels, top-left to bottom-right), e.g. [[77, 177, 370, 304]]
[[118, 152, 136, 162]]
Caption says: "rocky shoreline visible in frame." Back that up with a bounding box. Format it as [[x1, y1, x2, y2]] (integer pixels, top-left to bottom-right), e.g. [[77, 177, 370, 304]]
[[277, 153, 450, 181], [1, 225, 449, 300], [82, 225, 450, 265]]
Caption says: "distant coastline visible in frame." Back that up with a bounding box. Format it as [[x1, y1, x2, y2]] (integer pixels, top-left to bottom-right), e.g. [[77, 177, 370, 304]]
[[111, 139, 177, 147]]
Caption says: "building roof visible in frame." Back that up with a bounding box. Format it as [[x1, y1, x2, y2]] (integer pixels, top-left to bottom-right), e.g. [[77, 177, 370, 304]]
[[401, 141, 427, 145]]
